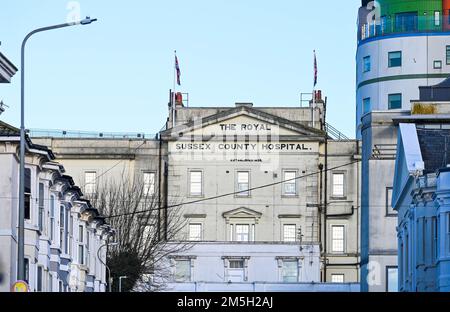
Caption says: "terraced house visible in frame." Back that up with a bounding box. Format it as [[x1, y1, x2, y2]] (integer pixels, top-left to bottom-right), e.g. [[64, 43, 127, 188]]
[[0, 120, 113, 292]]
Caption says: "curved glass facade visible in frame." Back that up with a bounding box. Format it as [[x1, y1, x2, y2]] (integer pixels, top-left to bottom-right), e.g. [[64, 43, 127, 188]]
[[359, 0, 450, 43]]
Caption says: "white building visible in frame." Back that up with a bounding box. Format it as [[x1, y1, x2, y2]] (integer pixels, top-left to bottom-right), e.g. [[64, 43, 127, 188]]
[[0, 120, 112, 292], [159, 94, 361, 291], [31, 93, 361, 291]]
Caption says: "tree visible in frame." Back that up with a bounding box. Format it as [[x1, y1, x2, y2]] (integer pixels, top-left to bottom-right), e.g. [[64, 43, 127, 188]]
[[88, 173, 191, 292]]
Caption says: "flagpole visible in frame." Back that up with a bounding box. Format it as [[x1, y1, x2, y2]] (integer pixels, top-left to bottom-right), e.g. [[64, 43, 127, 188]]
[[173, 50, 177, 126], [312, 50, 316, 128]]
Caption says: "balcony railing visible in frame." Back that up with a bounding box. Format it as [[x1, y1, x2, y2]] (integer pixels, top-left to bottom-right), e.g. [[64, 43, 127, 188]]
[[359, 14, 450, 43]]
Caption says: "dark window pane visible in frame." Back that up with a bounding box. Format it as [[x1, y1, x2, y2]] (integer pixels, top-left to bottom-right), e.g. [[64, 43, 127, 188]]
[[395, 12, 418, 32], [24, 195, 31, 220], [388, 94, 402, 109], [389, 51, 402, 67], [24, 168, 31, 193]]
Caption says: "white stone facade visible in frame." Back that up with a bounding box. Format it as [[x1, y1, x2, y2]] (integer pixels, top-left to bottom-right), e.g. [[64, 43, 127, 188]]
[[0, 121, 112, 292]]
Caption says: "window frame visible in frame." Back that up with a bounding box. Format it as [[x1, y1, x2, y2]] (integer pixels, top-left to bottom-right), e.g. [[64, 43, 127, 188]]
[[59, 205, 65, 251], [386, 266, 399, 292], [331, 172, 346, 198], [174, 259, 192, 282], [188, 223, 203, 241], [434, 60, 442, 69], [388, 93, 402, 110], [37, 265, 43, 292], [143, 171, 156, 197], [282, 170, 298, 196], [363, 97, 371, 115], [188, 170, 203, 197], [235, 224, 251, 242], [84, 171, 97, 196], [50, 195, 55, 241], [330, 225, 346, 254], [283, 224, 297, 242], [38, 183, 45, 233], [388, 51, 402, 68], [236, 170, 251, 197], [331, 274, 345, 283], [385, 187, 397, 217], [78, 225, 85, 265], [281, 260, 299, 283], [446, 46, 450, 65], [363, 55, 371, 73], [447, 213, 450, 255], [435, 11, 441, 27], [24, 168, 31, 220]]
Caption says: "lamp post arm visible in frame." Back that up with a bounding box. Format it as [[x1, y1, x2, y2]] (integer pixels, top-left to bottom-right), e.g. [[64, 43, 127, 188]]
[[17, 17, 97, 282]]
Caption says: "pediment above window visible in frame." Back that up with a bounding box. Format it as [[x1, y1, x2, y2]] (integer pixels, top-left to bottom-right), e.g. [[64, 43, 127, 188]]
[[222, 207, 262, 223]]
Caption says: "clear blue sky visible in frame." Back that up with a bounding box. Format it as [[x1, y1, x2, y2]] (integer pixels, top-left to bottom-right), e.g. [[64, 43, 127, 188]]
[[0, 0, 360, 137]]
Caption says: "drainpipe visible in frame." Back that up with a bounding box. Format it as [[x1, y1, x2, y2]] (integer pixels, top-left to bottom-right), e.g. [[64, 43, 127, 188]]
[[318, 164, 324, 251], [158, 134, 162, 241], [323, 96, 328, 282], [164, 161, 169, 241]]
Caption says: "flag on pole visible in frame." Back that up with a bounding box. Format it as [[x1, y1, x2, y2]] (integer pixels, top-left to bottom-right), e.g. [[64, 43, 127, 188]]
[[175, 54, 181, 86], [313, 50, 318, 87]]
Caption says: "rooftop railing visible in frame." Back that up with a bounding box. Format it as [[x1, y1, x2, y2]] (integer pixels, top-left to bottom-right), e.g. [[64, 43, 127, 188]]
[[359, 14, 450, 43], [29, 129, 156, 140]]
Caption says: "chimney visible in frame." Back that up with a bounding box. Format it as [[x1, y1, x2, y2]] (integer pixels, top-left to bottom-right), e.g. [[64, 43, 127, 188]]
[[235, 102, 253, 108]]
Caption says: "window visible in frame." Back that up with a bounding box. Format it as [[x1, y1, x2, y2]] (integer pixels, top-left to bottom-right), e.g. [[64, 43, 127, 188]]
[[434, 60, 442, 69], [386, 187, 397, 216], [432, 217, 438, 262], [189, 170, 202, 196], [388, 93, 402, 110], [48, 273, 53, 292], [236, 171, 250, 197], [331, 274, 345, 283], [283, 225, 297, 242], [435, 11, 441, 27], [37, 266, 43, 292], [69, 216, 73, 256], [229, 260, 244, 269], [59, 206, 65, 250], [174, 260, 191, 282], [65, 208, 69, 254], [282, 260, 298, 283], [386, 267, 398, 292], [363, 97, 371, 114], [84, 171, 97, 195], [332, 173, 345, 197], [86, 230, 90, 267], [447, 46, 450, 65], [143, 172, 155, 197], [235, 224, 250, 242], [331, 225, 345, 254], [24, 258, 29, 284], [50, 195, 55, 241], [78, 225, 85, 265], [227, 260, 245, 282], [405, 234, 409, 278], [363, 56, 371, 72], [395, 12, 418, 32], [38, 183, 45, 232], [388, 51, 402, 68], [189, 223, 202, 241], [24, 168, 31, 220], [447, 214, 450, 254], [283, 171, 297, 196]]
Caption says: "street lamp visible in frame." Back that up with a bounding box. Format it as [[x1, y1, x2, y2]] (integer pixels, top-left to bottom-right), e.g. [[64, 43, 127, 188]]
[[97, 242, 118, 292], [118, 276, 128, 293], [17, 16, 98, 282]]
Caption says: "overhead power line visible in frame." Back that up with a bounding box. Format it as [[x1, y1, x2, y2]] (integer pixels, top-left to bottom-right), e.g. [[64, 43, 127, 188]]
[[106, 160, 362, 219]]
